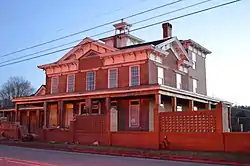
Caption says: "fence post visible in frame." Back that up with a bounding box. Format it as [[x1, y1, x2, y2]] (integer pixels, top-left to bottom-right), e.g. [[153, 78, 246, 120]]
[[154, 93, 160, 149], [105, 97, 111, 146], [216, 102, 223, 133]]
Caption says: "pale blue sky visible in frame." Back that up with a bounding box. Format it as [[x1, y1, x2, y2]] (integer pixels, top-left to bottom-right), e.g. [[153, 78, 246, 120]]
[[0, 0, 249, 105]]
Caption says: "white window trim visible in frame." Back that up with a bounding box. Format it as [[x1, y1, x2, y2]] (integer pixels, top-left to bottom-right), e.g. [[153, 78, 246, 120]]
[[51, 76, 59, 94], [66, 74, 75, 92], [108, 68, 118, 88], [129, 100, 140, 128], [129, 65, 140, 87], [157, 67, 164, 85], [86, 71, 96, 91], [193, 79, 198, 93], [176, 73, 182, 89], [192, 52, 196, 70]]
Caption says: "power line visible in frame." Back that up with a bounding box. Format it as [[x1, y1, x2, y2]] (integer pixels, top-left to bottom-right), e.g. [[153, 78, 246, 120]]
[[0, 0, 241, 68], [130, 0, 241, 32], [133, 0, 213, 25], [0, 0, 184, 58], [0, 0, 214, 65]]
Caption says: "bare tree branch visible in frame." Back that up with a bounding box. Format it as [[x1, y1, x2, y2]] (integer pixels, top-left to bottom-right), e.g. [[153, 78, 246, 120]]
[[0, 76, 34, 108]]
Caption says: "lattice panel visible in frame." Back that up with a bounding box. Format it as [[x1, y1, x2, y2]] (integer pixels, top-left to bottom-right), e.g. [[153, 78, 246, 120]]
[[160, 111, 217, 132]]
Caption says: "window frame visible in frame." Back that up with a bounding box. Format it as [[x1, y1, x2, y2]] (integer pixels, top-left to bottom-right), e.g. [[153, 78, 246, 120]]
[[129, 100, 140, 128], [86, 71, 95, 91], [129, 65, 140, 87], [66, 74, 75, 93], [108, 68, 118, 88], [192, 52, 196, 69], [51, 76, 59, 94], [176, 73, 182, 89], [157, 67, 164, 85], [193, 79, 198, 93]]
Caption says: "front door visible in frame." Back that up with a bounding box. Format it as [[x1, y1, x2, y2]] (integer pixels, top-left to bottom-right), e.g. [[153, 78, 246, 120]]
[[29, 111, 38, 133]]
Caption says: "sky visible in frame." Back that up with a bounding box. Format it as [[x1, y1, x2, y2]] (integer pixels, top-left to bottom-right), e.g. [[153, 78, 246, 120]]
[[0, 0, 249, 105]]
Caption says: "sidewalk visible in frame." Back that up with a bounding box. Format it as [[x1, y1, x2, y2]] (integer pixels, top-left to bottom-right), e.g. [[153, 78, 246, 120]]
[[0, 140, 249, 166]]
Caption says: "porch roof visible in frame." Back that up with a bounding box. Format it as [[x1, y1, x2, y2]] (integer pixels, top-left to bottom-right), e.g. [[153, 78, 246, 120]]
[[12, 84, 232, 106], [12, 85, 160, 103], [160, 85, 232, 105]]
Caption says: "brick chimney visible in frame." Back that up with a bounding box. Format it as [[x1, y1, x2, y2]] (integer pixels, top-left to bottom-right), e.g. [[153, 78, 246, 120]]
[[162, 23, 172, 38]]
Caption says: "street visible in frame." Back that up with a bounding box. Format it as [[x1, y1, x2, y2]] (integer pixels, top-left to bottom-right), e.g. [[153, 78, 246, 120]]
[[0, 145, 225, 166]]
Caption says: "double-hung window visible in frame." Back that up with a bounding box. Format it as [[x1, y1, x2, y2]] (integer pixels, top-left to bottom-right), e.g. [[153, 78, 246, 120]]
[[192, 52, 196, 69], [129, 100, 140, 128], [51, 77, 59, 94], [67, 75, 75, 92], [157, 67, 164, 85], [193, 79, 198, 93], [176, 73, 182, 89], [108, 68, 118, 88], [86, 71, 95, 91], [130, 66, 140, 86]]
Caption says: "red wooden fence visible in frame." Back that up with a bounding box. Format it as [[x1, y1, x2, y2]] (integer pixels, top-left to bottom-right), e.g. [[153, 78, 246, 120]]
[[159, 110, 219, 133]]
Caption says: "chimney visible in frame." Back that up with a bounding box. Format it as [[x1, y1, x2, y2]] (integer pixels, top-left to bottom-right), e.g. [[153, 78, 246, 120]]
[[162, 23, 172, 38]]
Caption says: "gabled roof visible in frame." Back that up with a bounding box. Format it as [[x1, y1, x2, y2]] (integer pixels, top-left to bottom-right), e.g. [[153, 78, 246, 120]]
[[120, 36, 192, 65], [58, 37, 118, 62], [181, 39, 212, 54], [32, 85, 46, 96], [38, 38, 119, 69]]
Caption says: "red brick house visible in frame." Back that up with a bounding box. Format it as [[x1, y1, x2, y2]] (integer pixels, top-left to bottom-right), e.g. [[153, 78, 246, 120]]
[[5, 22, 233, 149]]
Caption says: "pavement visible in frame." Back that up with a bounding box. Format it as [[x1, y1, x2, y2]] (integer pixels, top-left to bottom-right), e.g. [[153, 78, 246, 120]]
[[0, 145, 225, 166]]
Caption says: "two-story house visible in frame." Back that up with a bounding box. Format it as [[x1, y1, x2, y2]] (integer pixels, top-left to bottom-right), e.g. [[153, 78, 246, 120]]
[[11, 22, 231, 141]]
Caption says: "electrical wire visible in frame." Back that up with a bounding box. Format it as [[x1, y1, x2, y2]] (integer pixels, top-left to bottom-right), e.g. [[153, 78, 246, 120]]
[[0, 0, 215, 65], [0, 0, 242, 68], [0, 0, 184, 58]]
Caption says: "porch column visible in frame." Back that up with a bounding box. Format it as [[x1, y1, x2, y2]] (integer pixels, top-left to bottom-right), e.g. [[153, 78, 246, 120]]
[[154, 93, 160, 149], [15, 104, 20, 123], [205, 102, 211, 110], [10, 112, 13, 122], [171, 96, 176, 112], [36, 110, 40, 129], [58, 100, 64, 128], [188, 100, 194, 111], [43, 102, 47, 128]]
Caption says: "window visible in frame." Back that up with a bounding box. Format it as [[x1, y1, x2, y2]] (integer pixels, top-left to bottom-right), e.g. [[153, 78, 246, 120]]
[[193, 79, 197, 93], [79, 102, 87, 115], [192, 52, 196, 69], [91, 100, 101, 114], [108, 68, 118, 88], [129, 100, 140, 128], [177, 106, 183, 112], [67, 75, 75, 92], [176, 73, 182, 89], [157, 67, 164, 85], [65, 104, 74, 127], [130, 66, 140, 86], [86, 71, 95, 90], [51, 77, 59, 94]]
